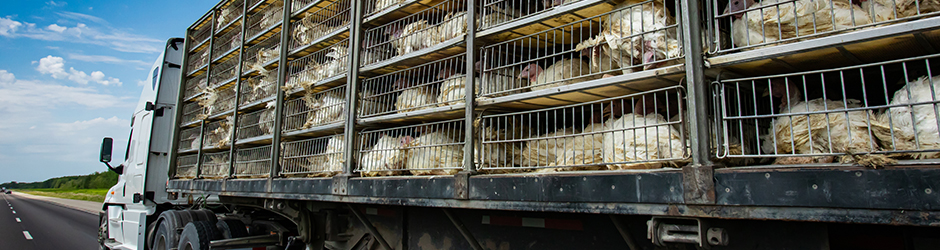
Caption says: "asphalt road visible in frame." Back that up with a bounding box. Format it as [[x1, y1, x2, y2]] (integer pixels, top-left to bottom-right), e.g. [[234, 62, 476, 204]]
[[0, 192, 99, 250]]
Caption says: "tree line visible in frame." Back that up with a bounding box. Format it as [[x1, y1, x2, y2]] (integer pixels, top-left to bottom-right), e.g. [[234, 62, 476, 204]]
[[0, 171, 118, 189]]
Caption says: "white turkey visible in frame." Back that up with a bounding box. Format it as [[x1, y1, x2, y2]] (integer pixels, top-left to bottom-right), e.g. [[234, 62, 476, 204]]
[[358, 87, 386, 116], [322, 46, 348, 78], [874, 75, 940, 159], [575, 37, 634, 78], [373, 0, 407, 13], [284, 61, 322, 92], [320, 135, 346, 176], [519, 58, 593, 91], [521, 127, 577, 168], [405, 128, 464, 175], [386, 20, 439, 56], [762, 79, 891, 166], [394, 77, 439, 113], [436, 12, 469, 43], [204, 155, 230, 178], [259, 2, 284, 29], [259, 101, 278, 135], [210, 116, 236, 148], [360, 134, 412, 176], [473, 123, 529, 174], [436, 67, 478, 107], [541, 122, 609, 172], [857, 0, 940, 21], [217, 2, 240, 29], [302, 89, 345, 129], [603, 99, 687, 170], [725, 0, 872, 49], [477, 61, 528, 98], [196, 87, 220, 120], [234, 149, 270, 177], [581, 0, 680, 72]]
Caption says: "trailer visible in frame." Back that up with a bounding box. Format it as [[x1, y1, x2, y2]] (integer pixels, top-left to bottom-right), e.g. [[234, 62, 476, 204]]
[[97, 0, 940, 249]]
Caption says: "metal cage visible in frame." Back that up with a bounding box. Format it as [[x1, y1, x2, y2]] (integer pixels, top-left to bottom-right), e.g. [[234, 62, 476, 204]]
[[175, 154, 199, 179], [357, 119, 466, 176], [204, 85, 238, 117], [210, 57, 240, 88], [283, 85, 347, 132], [360, 0, 467, 66], [189, 19, 213, 52], [281, 134, 345, 177], [187, 49, 211, 75], [478, 0, 589, 30], [289, 0, 351, 51], [204, 118, 235, 149], [243, 31, 282, 75], [359, 53, 466, 118], [182, 101, 206, 124], [284, 39, 350, 93], [707, 0, 940, 54], [213, 22, 243, 62], [479, 86, 688, 173], [184, 76, 208, 100], [240, 71, 279, 108], [479, 0, 683, 97], [713, 53, 940, 167], [200, 151, 232, 178], [217, 0, 245, 33], [179, 127, 203, 152], [237, 104, 278, 140], [234, 145, 273, 178], [247, 0, 285, 40]]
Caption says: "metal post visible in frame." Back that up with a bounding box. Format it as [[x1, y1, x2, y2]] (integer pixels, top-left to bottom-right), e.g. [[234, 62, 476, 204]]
[[609, 215, 639, 250], [339, 0, 365, 189], [197, 11, 218, 179], [348, 204, 394, 250], [270, 0, 293, 179], [169, 34, 194, 179], [228, 0, 249, 178], [679, 0, 716, 204], [454, 0, 478, 200], [443, 209, 484, 250]]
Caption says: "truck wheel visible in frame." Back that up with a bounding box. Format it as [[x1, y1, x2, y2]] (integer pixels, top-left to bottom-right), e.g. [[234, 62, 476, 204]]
[[98, 212, 108, 250], [151, 210, 218, 250], [177, 221, 222, 250], [216, 219, 249, 239]]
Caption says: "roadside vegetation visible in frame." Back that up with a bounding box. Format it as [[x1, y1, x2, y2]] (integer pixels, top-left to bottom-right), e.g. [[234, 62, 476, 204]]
[[1, 171, 117, 202]]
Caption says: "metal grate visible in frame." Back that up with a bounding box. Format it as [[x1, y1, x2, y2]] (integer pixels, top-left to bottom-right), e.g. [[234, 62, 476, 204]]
[[217, 0, 245, 31], [213, 22, 243, 57], [240, 70, 278, 107], [361, 0, 467, 66], [234, 145, 273, 178], [204, 117, 235, 149], [179, 127, 203, 152], [246, 0, 284, 39], [357, 119, 465, 176], [290, 0, 350, 50], [185, 76, 208, 99], [189, 20, 213, 51], [281, 134, 345, 177], [182, 101, 206, 124], [188, 49, 210, 73], [478, 0, 585, 30], [199, 85, 238, 118], [708, 0, 940, 54], [714, 54, 940, 166], [200, 151, 232, 178], [243, 31, 282, 74], [359, 54, 465, 117], [479, 0, 682, 97], [175, 154, 199, 179], [284, 39, 349, 92], [237, 102, 278, 140], [479, 86, 688, 173], [210, 57, 240, 88], [283, 85, 346, 132], [365, 0, 407, 16]]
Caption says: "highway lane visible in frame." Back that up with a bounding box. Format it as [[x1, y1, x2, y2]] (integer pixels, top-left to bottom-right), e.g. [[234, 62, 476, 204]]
[[0, 193, 99, 250]]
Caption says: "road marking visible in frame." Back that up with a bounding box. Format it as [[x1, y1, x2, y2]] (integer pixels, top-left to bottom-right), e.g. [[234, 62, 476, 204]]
[[15, 218, 20, 223], [22, 231, 32, 240], [12, 210, 15, 214]]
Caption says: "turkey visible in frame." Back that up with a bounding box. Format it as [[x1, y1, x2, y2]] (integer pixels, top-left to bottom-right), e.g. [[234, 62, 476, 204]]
[[582, 0, 679, 72], [216, 3, 238, 29], [519, 58, 593, 91], [283, 61, 322, 92], [196, 87, 221, 120], [603, 98, 687, 170], [204, 155, 230, 178], [477, 61, 528, 98], [858, 0, 899, 22], [386, 20, 439, 56], [258, 101, 278, 135], [373, 0, 407, 13], [473, 123, 528, 174], [358, 87, 386, 116], [405, 128, 464, 175], [436, 12, 469, 43], [302, 89, 345, 129], [259, 1, 284, 29], [318, 46, 349, 80], [521, 127, 577, 168], [234, 149, 270, 178], [360, 134, 412, 176], [210, 116, 236, 148], [857, 0, 940, 21], [874, 75, 940, 159], [394, 77, 439, 113], [725, 0, 872, 48], [320, 135, 346, 176], [541, 122, 609, 172], [187, 131, 203, 151], [293, 14, 320, 46], [250, 70, 278, 103], [762, 79, 892, 166], [436, 67, 479, 106]]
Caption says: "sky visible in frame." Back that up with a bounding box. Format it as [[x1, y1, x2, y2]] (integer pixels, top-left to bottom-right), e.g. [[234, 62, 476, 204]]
[[0, 0, 217, 183]]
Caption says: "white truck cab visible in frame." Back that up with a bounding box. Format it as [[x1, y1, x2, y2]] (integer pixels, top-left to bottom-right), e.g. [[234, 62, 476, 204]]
[[98, 38, 186, 250]]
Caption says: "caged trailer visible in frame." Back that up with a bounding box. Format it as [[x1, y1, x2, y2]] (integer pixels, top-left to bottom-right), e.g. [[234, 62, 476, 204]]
[[98, 0, 940, 249]]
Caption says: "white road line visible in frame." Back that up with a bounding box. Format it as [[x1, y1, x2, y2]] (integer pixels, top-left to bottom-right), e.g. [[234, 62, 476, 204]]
[[16, 218, 21, 223], [12, 210, 15, 214], [22, 231, 32, 240]]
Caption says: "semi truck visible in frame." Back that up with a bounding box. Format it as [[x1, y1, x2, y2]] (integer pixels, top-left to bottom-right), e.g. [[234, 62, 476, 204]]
[[97, 0, 940, 249]]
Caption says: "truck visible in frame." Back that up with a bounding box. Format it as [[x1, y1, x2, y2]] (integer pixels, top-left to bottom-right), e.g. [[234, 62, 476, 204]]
[[97, 0, 940, 249]]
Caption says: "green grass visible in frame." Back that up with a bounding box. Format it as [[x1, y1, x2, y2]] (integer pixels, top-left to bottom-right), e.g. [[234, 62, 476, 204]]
[[20, 188, 110, 202]]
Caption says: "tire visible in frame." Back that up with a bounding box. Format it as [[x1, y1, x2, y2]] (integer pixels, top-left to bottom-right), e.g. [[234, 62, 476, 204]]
[[177, 221, 222, 250], [150, 210, 218, 250], [216, 219, 249, 239], [98, 212, 109, 250]]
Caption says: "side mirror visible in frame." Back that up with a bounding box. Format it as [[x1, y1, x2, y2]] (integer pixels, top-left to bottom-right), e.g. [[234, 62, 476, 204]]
[[100, 137, 113, 163]]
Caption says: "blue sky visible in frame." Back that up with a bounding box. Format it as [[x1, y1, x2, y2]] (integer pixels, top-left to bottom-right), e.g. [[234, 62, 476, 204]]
[[0, 1, 217, 183]]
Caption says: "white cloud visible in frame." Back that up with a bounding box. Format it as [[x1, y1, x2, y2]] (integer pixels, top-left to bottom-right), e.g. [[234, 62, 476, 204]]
[[46, 1, 67, 7], [0, 70, 14, 84], [0, 70, 130, 110], [68, 53, 151, 67], [136, 79, 148, 87], [36, 55, 123, 86], [0, 15, 161, 54], [47, 24, 66, 32]]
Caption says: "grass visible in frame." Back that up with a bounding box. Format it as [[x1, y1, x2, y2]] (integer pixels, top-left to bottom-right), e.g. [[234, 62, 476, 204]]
[[20, 188, 110, 202]]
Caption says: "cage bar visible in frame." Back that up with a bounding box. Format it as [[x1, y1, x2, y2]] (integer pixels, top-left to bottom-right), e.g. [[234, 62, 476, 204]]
[[280, 134, 345, 177], [290, 0, 351, 51], [234, 145, 273, 178], [283, 85, 347, 132], [357, 119, 466, 176], [360, 0, 467, 66], [200, 151, 232, 178], [175, 154, 199, 179], [359, 54, 465, 118]]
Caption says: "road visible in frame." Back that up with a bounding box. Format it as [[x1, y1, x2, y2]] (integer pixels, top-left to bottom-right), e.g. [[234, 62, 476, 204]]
[[0, 192, 100, 250]]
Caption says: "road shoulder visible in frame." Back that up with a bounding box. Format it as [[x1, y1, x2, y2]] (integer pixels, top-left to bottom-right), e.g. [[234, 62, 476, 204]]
[[13, 192, 101, 214]]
